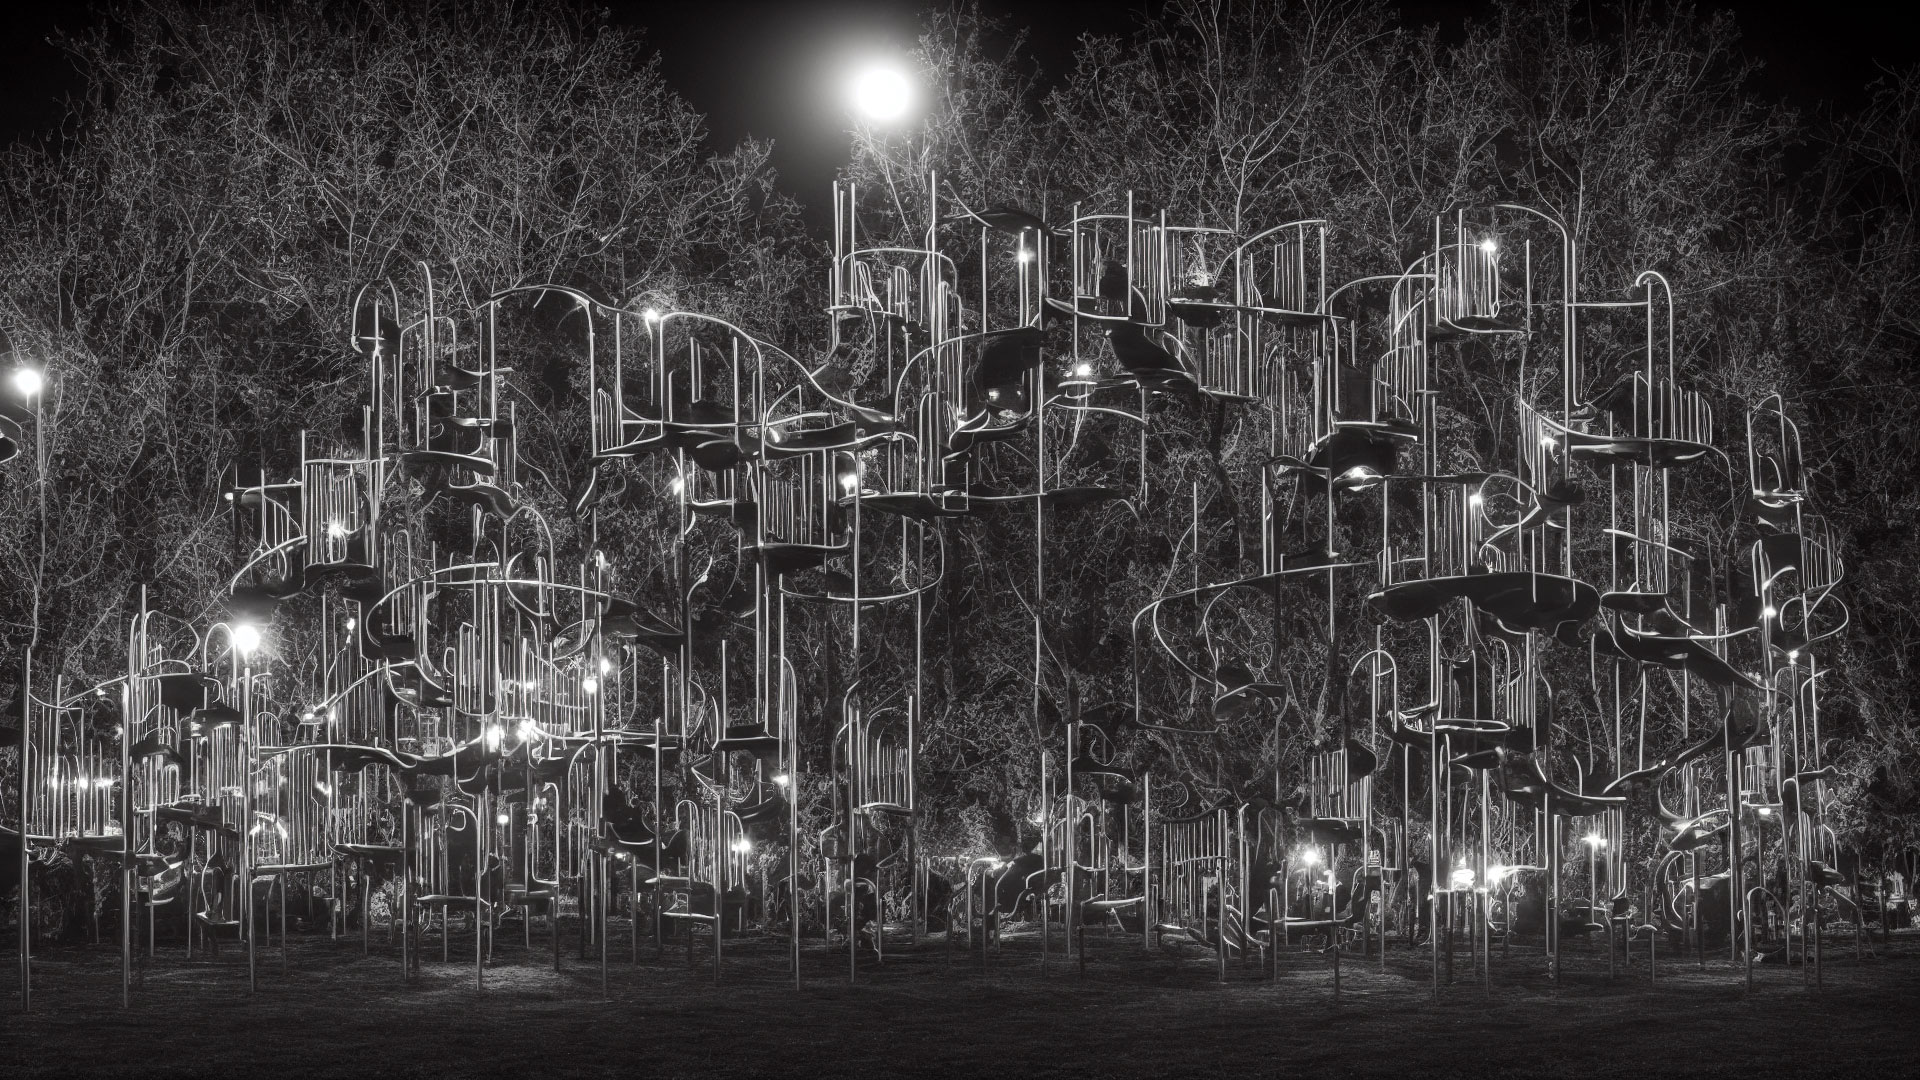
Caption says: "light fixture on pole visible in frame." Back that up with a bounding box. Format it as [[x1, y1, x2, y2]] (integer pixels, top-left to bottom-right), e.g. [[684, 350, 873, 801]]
[[849, 62, 914, 123], [232, 622, 262, 656], [10, 367, 42, 399]]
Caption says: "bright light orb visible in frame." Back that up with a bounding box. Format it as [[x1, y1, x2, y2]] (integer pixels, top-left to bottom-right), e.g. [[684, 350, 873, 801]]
[[849, 64, 914, 122], [232, 623, 263, 655], [12, 367, 44, 399]]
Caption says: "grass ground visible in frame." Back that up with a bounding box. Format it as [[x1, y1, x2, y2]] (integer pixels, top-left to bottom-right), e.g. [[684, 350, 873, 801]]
[[5, 923, 1917, 1078]]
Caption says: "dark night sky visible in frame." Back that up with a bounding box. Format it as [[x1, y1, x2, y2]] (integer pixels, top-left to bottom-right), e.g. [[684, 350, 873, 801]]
[[2, 1, 1916, 211]]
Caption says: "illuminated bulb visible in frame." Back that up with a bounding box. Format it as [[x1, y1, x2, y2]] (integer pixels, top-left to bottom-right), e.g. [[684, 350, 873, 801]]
[[582, 675, 599, 695], [1301, 848, 1321, 867], [642, 308, 661, 324], [1787, 649, 1800, 662], [1479, 238, 1498, 254], [1451, 866, 1475, 890], [1757, 806, 1773, 817], [1486, 864, 1507, 886], [849, 63, 913, 122], [668, 475, 685, 495], [484, 724, 503, 751], [598, 657, 612, 675], [11, 367, 44, 398], [771, 773, 790, 787], [839, 471, 860, 495], [326, 520, 347, 539], [1762, 606, 1777, 619], [1583, 833, 1606, 847], [231, 623, 262, 655], [523, 680, 538, 692], [731, 837, 752, 855], [496, 812, 511, 826], [1015, 249, 1033, 263], [1073, 363, 1092, 378], [1469, 493, 1484, 506], [344, 617, 356, 632], [1539, 434, 1557, 448]]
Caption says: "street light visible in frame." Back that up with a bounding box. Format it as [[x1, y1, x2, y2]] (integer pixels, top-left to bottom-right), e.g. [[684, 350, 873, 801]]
[[231, 623, 262, 656], [11, 367, 42, 399], [849, 62, 914, 122]]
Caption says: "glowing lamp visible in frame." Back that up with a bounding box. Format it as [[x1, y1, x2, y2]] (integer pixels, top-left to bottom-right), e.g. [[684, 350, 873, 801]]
[[849, 63, 914, 122], [11, 367, 43, 399], [232, 623, 262, 655]]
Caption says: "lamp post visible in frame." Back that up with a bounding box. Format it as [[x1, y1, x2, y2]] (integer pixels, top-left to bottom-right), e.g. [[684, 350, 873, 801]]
[[10, 362, 45, 1014], [232, 622, 261, 993]]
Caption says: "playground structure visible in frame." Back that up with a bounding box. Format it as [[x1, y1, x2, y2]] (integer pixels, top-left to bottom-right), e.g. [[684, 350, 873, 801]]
[[5, 173, 1894, 1009]]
